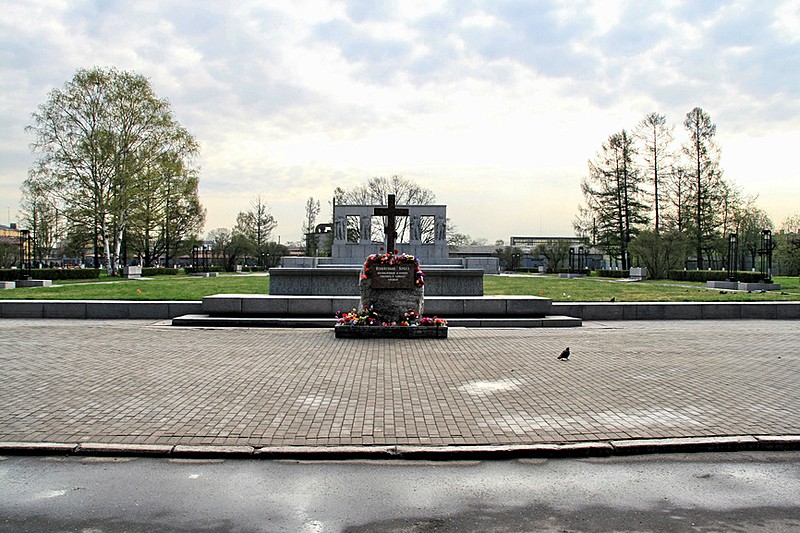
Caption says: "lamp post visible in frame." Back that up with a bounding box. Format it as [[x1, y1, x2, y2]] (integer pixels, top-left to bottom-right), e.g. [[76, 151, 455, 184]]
[[19, 229, 30, 279], [759, 229, 772, 281], [727, 233, 738, 282]]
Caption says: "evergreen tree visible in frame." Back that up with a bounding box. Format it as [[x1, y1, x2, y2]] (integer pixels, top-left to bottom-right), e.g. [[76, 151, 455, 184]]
[[683, 107, 721, 269], [581, 130, 649, 269]]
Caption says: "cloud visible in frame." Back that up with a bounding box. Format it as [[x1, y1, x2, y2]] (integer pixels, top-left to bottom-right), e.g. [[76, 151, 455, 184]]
[[1, 1, 799, 240]]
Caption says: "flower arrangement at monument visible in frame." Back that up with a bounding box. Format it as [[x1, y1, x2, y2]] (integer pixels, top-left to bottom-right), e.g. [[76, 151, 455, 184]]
[[336, 307, 447, 328], [335, 245, 446, 338], [360, 249, 425, 287]]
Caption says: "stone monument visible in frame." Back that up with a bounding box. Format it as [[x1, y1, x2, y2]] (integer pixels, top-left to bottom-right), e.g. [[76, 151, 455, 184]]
[[272, 196, 496, 296], [335, 194, 447, 338]]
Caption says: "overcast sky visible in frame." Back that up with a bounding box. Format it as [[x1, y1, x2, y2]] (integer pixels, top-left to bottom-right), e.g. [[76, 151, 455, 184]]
[[1, 0, 799, 243]]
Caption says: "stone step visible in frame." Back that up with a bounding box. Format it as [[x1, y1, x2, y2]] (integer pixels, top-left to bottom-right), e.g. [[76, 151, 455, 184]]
[[171, 314, 582, 328], [201, 294, 554, 317]]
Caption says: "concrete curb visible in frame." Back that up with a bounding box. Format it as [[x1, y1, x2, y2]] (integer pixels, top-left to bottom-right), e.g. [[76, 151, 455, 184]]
[[2, 435, 798, 460]]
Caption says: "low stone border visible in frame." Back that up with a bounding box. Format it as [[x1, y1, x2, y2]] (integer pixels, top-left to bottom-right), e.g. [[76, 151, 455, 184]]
[[0, 300, 201, 319], [334, 324, 448, 338], [554, 301, 800, 320], [2, 299, 799, 321]]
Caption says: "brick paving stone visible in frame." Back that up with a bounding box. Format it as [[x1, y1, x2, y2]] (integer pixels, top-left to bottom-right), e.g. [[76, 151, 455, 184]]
[[0, 319, 798, 448]]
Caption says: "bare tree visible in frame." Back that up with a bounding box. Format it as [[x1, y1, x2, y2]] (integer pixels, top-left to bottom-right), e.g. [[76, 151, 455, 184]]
[[635, 112, 674, 234], [234, 195, 277, 267], [535, 240, 572, 273], [333, 176, 437, 243], [302, 197, 321, 256], [662, 163, 693, 233], [19, 178, 66, 265]]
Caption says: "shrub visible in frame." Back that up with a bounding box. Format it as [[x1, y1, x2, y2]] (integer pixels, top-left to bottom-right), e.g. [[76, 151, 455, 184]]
[[556, 268, 590, 274], [142, 267, 180, 277], [0, 268, 102, 281], [184, 266, 225, 274], [597, 269, 629, 278], [667, 270, 768, 283]]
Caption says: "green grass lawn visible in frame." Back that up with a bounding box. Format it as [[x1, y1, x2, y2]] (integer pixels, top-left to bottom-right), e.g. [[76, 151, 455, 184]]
[[0, 274, 270, 301], [483, 274, 800, 302], [1, 272, 798, 302]]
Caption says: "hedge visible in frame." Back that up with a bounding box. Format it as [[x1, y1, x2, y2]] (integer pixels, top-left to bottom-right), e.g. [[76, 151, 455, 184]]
[[556, 268, 591, 275], [597, 269, 629, 278], [142, 267, 180, 277], [0, 268, 102, 281], [184, 266, 225, 274], [667, 270, 769, 283]]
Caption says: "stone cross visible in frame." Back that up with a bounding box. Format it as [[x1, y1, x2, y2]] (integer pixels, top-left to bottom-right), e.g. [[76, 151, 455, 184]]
[[373, 194, 409, 252]]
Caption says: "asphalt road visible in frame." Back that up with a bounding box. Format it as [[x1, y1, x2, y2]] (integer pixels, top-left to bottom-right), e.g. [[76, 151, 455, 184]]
[[2, 451, 800, 532]]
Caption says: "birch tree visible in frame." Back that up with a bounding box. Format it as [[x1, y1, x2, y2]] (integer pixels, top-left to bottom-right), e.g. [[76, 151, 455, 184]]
[[27, 67, 199, 274]]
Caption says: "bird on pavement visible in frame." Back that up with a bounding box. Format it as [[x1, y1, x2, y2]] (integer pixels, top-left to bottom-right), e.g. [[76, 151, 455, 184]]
[[558, 347, 570, 361]]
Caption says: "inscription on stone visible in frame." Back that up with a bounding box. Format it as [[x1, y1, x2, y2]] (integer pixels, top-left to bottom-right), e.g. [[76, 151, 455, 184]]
[[370, 264, 415, 289]]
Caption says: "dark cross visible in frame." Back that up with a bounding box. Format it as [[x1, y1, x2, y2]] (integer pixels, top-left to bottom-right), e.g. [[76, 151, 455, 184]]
[[373, 194, 409, 252]]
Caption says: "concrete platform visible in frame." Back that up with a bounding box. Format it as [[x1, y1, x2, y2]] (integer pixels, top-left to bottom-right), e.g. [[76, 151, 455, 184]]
[[707, 280, 782, 291], [170, 293, 578, 328], [268, 267, 485, 296]]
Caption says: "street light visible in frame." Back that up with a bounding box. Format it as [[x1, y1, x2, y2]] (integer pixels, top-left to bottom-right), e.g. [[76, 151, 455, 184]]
[[19, 229, 30, 279]]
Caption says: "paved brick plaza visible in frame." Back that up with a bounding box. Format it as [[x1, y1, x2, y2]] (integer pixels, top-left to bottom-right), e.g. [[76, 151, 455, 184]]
[[0, 319, 798, 448]]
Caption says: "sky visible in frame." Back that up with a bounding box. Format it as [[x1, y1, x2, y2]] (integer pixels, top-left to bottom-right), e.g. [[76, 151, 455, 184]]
[[1, 0, 799, 244]]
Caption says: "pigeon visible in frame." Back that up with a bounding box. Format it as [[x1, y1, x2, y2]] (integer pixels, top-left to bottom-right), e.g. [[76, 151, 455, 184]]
[[558, 347, 570, 361]]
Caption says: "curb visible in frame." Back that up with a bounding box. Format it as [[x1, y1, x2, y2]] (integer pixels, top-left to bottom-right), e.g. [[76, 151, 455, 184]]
[[2, 435, 799, 460]]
